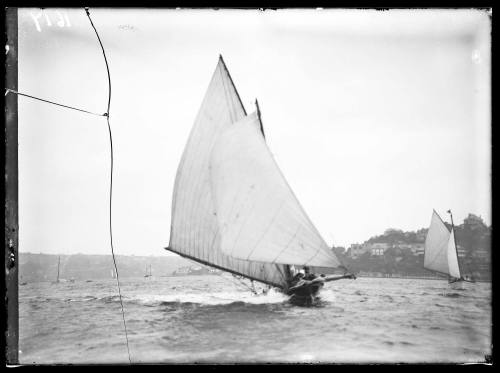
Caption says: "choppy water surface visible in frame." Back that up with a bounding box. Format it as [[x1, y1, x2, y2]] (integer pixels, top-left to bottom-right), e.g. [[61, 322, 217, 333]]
[[19, 276, 491, 364]]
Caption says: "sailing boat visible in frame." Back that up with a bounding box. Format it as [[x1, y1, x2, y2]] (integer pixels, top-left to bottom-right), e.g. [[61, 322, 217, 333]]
[[424, 209, 475, 287], [144, 264, 152, 278], [52, 256, 61, 284], [165, 56, 355, 306]]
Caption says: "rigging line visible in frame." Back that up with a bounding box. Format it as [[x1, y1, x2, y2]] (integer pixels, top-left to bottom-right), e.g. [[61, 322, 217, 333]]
[[211, 268, 253, 293], [244, 201, 286, 260], [231, 274, 258, 295], [4, 88, 107, 117], [85, 8, 131, 364], [271, 226, 301, 264]]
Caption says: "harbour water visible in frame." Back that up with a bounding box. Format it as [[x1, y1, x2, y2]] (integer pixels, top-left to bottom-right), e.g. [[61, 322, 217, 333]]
[[19, 275, 491, 364]]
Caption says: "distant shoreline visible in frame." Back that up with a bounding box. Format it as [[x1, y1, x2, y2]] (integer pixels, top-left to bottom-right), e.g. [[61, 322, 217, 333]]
[[18, 252, 491, 284], [19, 274, 491, 285], [356, 274, 491, 282], [357, 274, 441, 280]]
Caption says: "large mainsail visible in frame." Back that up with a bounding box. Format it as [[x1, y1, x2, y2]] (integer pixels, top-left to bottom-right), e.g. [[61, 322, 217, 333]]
[[167, 57, 289, 288], [424, 210, 460, 278], [210, 112, 342, 269]]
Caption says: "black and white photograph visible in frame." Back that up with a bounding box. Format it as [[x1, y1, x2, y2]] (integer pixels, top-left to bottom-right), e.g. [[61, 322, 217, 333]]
[[4, 7, 492, 364]]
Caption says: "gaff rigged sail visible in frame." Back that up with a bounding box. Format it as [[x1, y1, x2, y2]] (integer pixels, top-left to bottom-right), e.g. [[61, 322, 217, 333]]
[[424, 210, 461, 278]]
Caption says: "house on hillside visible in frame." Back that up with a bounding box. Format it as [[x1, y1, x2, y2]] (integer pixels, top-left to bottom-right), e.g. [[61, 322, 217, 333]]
[[456, 245, 467, 258], [472, 247, 490, 260], [369, 242, 391, 256], [347, 244, 369, 258], [410, 243, 425, 256], [395, 243, 412, 250]]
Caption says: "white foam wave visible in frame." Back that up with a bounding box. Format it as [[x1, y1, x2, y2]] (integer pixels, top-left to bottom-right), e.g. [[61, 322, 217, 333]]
[[133, 288, 288, 306], [316, 288, 337, 302]]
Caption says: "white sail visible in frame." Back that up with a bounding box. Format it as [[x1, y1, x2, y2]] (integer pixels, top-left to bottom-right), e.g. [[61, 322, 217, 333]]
[[168, 57, 289, 288], [424, 210, 460, 278], [446, 229, 461, 279], [210, 112, 342, 269]]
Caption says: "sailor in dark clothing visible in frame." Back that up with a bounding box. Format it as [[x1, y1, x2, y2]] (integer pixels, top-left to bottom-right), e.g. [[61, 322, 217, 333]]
[[303, 266, 316, 280], [287, 267, 356, 305], [288, 267, 320, 293], [290, 266, 353, 285]]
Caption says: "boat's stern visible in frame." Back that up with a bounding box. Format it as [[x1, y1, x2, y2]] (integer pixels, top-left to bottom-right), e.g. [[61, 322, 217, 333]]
[[286, 280, 324, 306]]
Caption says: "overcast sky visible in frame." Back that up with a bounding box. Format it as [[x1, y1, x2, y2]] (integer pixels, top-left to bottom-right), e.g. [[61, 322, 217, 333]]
[[16, 8, 491, 256]]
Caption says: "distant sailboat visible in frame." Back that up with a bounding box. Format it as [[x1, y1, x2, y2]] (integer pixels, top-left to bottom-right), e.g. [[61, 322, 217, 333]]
[[52, 256, 61, 284], [144, 264, 152, 278], [165, 56, 355, 306], [424, 209, 475, 286]]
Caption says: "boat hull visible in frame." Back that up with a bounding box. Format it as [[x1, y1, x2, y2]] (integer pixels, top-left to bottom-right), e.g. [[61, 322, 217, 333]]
[[286, 282, 324, 307], [448, 278, 476, 291]]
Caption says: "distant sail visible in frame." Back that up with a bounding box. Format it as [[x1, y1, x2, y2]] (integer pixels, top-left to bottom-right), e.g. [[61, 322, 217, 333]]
[[168, 57, 289, 288], [57, 256, 60, 282], [424, 210, 460, 278], [210, 112, 342, 268]]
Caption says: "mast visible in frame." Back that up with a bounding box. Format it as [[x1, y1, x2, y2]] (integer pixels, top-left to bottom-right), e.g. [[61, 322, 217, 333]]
[[284, 265, 293, 282], [447, 209, 462, 279], [57, 256, 60, 282], [255, 99, 265, 139]]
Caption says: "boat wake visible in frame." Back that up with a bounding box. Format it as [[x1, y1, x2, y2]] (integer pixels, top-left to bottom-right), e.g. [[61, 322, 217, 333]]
[[146, 289, 289, 307], [315, 289, 337, 303], [70, 288, 290, 308]]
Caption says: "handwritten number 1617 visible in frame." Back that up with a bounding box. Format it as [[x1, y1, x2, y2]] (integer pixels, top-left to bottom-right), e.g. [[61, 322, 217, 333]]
[[30, 10, 71, 32]]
